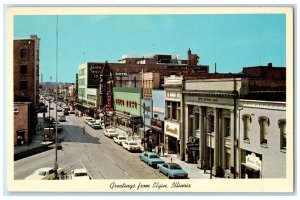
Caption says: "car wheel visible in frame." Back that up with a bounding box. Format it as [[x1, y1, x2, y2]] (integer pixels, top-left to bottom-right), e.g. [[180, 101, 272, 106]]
[[167, 173, 171, 179]]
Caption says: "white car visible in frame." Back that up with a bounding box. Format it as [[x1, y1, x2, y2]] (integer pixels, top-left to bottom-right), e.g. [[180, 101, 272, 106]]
[[92, 120, 102, 129], [25, 167, 63, 180], [88, 118, 96, 126], [113, 135, 127, 145], [122, 141, 142, 152], [71, 168, 91, 180], [84, 117, 93, 124], [104, 128, 119, 138]]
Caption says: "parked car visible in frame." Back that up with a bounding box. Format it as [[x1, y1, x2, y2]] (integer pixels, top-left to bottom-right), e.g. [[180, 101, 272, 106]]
[[69, 110, 75, 114], [104, 128, 119, 138], [59, 115, 66, 122], [157, 163, 188, 179], [64, 106, 71, 111], [70, 168, 91, 180], [84, 117, 93, 124], [139, 152, 165, 167], [113, 135, 127, 145], [24, 167, 64, 180], [63, 110, 69, 115], [57, 108, 62, 112], [122, 140, 141, 152], [92, 120, 102, 129], [87, 118, 96, 126], [52, 121, 63, 132]]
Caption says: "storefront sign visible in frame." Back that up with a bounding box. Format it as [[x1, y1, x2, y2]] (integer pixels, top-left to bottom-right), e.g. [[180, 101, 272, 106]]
[[153, 107, 164, 114], [130, 116, 142, 125], [246, 153, 262, 171], [186, 95, 234, 106], [151, 118, 164, 131], [87, 63, 103, 88], [164, 121, 180, 139]]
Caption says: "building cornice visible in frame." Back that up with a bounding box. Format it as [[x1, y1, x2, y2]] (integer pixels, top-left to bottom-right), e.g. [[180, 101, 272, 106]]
[[239, 99, 286, 110]]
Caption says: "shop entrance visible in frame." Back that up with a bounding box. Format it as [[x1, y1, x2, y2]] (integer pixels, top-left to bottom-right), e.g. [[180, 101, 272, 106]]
[[17, 130, 25, 145], [167, 136, 178, 154]]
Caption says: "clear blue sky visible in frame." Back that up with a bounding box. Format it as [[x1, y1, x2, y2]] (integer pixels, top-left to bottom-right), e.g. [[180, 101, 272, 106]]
[[14, 14, 286, 83]]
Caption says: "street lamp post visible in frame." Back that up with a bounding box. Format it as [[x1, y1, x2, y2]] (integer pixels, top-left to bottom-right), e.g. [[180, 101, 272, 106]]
[[143, 102, 146, 151]]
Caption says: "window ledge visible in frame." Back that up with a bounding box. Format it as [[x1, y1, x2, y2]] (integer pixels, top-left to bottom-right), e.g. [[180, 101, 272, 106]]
[[280, 149, 286, 153], [243, 139, 250, 144], [260, 143, 268, 148]]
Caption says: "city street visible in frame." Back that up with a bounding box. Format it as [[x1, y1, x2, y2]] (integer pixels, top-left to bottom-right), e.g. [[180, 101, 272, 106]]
[[14, 102, 167, 180]]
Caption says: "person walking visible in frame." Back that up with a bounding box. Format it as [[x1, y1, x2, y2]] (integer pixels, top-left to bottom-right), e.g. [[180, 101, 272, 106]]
[[162, 145, 165, 157], [157, 145, 161, 156], [203, 160, 207, 174], [83, 126, 85, 135]]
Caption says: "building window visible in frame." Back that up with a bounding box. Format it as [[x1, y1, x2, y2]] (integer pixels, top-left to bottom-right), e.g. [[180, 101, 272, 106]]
[[207, 113, 214, 133], [166, 101, 171, 119], [194, 113, 199, 130], [20, 81, 28, 91], [278, 119, 286, 150], [258, 116, 269, 145], [177, 105, 181, 121], [20, 49, 28, 59], [20, 65, 27, 75], [171, 102, 177, 120], [224, 117, 231, 137], [242, 114, 252, 141]]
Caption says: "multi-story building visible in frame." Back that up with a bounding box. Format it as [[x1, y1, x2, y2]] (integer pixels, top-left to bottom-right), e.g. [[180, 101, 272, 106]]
[[180, 64, 286, 179], [78, 49, 209, 121], [14, 35, 40, 139], [14, 34, 40, 111], [239, 100, 286, 178], [14, 102, 32, 145], [163, 75, 184, 156]]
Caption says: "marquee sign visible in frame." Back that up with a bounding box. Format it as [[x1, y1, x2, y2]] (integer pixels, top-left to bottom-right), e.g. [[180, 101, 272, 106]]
[[164, 121, 180, 139], [87, 63, 104, 88]]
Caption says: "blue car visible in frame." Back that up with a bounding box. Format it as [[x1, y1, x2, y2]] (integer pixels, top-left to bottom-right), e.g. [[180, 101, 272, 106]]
[[157, 163, 188, 179], [139, 152, 165, 167]]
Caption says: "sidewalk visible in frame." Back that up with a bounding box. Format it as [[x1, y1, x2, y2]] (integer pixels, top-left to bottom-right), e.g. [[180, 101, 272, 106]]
[[160, 153, 222, 179], [14, 117, 53, 160]]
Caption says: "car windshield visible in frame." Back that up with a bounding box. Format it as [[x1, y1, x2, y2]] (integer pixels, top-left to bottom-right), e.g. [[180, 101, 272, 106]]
[[109, 130, 115, 133], [75, 173, 88, 177], [169, 164, 182, 170], [150, 155, 159, 158], [119, 137, 126, 140], [129, 142, 137, 145], [38, 171, 46, 176]]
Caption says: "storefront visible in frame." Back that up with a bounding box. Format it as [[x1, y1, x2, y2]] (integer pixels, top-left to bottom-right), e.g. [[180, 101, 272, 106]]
[[113, 87, 143, 139], [151, 89, 165, 148], [241, 152, 262, 179], [164, 120, 180, 155]]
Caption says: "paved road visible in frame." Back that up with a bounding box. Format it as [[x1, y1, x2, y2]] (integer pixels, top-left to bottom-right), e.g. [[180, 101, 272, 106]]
[[14, 102, 167, 180]]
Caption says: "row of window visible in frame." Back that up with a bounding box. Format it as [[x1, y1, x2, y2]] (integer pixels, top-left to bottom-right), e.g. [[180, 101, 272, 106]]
[[242, 115, 286, 150]]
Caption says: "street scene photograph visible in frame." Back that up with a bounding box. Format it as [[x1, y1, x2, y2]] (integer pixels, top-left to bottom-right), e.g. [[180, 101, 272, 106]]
[[7, 6, 293, 193]]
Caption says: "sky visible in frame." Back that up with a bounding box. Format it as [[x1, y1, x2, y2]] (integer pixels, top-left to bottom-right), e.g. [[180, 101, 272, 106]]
[[14, 14, 286, 83]]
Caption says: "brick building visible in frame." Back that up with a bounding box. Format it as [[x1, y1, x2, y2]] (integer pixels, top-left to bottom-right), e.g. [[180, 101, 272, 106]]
[[14, 35, 40, 139]]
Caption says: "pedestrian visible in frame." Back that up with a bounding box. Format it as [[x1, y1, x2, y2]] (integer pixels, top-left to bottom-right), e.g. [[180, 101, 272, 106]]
[[162, 145, 165, 157], [203, 160, 207, 174], [141, 138, 145, 145], [157, 145, 161, 155], [83, 126, 85, 134]]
